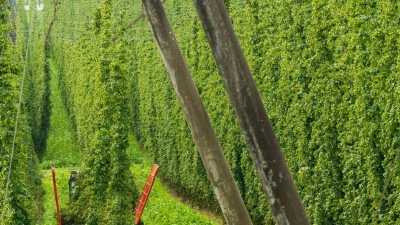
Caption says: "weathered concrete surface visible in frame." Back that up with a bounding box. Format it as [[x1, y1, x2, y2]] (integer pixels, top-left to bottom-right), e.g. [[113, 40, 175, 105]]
[[140, 0, 253, 224], [192, 0, 310, 224]]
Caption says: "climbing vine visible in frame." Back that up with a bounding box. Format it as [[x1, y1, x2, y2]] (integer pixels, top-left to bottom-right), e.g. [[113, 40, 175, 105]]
[[47, 0, 137, 223], [43, 0, 400, 224], [0, 1, 45, 224]]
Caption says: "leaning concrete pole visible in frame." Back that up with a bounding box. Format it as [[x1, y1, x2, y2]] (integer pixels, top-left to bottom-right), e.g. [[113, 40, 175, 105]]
[[192, 0, 310, 224], [8, 0, 16, 43], [140, 0, 253, 224]]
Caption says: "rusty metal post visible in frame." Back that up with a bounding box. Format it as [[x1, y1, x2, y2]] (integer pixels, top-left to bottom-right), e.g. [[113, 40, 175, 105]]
[[140, 0, 253, 224], [192, 0, 310, 224], [51, 167, 62, 225]]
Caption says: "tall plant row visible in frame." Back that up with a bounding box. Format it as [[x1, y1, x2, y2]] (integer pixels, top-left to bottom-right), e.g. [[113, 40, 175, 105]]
[[44, 0, 137, 223], [0, 1, 48, 224], [45, 0, 400, 224]]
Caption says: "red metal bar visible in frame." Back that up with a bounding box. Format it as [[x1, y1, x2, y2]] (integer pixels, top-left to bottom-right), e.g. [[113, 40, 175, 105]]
[[134, 164, 159, 224], [51, 167, 62, 225]]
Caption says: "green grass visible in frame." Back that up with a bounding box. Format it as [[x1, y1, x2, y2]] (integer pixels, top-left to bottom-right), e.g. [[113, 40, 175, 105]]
[[128, 135, 223, 225], [40, 58, 82, 169], [41, 168, 73, 225], [40, 57, 223, 224], [40, 58, 82, 223]]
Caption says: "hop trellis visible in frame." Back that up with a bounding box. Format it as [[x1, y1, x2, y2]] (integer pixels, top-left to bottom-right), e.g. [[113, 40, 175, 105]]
[[1, 0, 400, 224]]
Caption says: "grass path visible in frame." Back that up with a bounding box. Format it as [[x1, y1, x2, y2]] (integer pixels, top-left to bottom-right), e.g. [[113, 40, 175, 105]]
[[127, 135, 222, 224], [40, 58, 82, 224], [40, 59, 82, 170], [41, 58, 222, 224]]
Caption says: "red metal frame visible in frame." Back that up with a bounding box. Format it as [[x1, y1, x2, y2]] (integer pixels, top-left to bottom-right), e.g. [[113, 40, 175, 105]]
[[134, 164, 159, 224], [51, 167, 62, 225]]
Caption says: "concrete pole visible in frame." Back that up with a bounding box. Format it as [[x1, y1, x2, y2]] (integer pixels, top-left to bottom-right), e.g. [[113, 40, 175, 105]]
[[8, 0, 16, 44], [140, 0, 253, 224], [192, 0, 310, 224]]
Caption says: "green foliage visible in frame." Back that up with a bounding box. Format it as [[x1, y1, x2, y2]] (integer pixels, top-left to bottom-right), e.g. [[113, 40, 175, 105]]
[[40, 57, 81, 169], [46, 0, 137, 223], [25, 7, 51, 156], [128, 134, 222, 224], [128, 0, 400, 224], [0, 2, 45, 224], [44, 0, 400, 224], [41, 168, 72, 225]]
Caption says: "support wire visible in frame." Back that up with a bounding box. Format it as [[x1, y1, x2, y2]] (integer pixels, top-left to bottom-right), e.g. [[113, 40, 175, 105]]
[[1, 0, 35, 222], [372, 147, 400, 224]]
